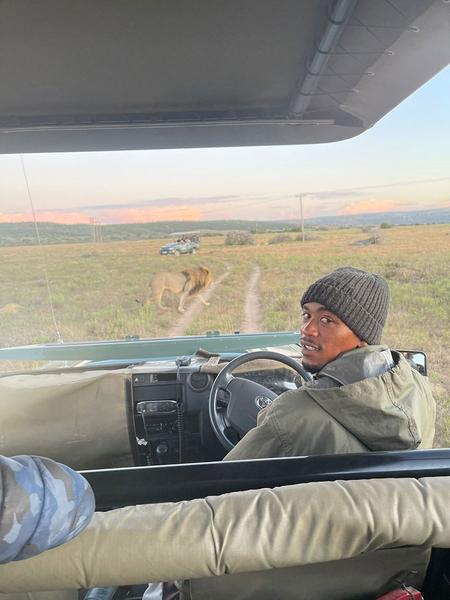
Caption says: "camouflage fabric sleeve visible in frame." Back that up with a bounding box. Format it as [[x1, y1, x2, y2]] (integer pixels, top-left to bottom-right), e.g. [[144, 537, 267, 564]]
[[0, 454, 95, 563]]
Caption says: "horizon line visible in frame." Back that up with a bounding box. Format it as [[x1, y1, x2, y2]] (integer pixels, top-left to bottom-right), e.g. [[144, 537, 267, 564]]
[[0, 204, 449, 227]]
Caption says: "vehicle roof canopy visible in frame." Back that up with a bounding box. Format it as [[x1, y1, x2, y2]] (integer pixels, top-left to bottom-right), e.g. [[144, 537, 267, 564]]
[[0, 0, 447, 153]]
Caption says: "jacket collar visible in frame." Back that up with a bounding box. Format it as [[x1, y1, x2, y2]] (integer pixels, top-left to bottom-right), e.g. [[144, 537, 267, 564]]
[[316, 345, 395, 388]]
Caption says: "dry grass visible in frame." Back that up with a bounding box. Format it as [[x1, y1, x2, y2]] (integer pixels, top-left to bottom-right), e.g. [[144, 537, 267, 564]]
[[0, 224, 449, 445]]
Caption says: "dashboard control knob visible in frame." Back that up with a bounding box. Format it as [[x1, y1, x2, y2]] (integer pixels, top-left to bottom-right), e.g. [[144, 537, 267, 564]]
[[156, 442, 169, 455], [156, 442, 169, 464]]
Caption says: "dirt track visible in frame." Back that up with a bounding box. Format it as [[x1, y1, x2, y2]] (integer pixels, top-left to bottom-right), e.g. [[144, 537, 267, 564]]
[[241, 264, 262, 333]]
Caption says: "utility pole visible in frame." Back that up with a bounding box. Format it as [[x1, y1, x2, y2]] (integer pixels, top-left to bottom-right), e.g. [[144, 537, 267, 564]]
[[90, 217, 96, 243], [96, 220, 103, 243], [90, 217, 102, 243], [299, 194, 305, 242]]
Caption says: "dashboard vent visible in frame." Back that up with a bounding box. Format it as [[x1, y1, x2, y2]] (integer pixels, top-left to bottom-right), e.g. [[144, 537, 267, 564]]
[[153, 373, 177, 382]]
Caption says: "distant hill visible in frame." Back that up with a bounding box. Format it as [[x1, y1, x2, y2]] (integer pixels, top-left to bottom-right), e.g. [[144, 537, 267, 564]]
[[303, 207, 450, 227], [0, 208, 448, 247], [0, 220, 293, 247]]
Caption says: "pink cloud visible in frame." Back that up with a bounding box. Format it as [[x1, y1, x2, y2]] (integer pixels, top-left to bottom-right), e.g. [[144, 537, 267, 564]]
[[0, 206, 203, 225], [339, 198, 398, 215], [97, 206, 202, 223], [0, 211, 92, 224]]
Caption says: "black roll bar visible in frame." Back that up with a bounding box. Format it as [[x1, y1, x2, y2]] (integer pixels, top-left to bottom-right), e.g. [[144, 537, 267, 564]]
[[81, 448, 450, 510]]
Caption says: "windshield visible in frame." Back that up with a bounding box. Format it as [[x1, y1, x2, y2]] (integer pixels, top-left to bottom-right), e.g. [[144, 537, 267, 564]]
[[0, 69, 449, 447]]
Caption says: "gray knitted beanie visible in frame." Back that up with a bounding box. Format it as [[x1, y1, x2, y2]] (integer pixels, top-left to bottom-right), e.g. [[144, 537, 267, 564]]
[[300, 267, 390, 345]]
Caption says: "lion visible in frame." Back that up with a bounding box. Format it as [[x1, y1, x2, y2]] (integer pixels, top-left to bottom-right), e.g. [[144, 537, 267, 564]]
[[148, 266, 213, 313]]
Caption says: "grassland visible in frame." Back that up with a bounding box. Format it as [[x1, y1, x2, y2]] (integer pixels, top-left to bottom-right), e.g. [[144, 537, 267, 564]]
[[0, 224, 449, 445]]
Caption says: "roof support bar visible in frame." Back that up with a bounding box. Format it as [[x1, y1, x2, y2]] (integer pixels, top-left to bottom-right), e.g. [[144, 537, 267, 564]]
[[289, 0, 358, 116]]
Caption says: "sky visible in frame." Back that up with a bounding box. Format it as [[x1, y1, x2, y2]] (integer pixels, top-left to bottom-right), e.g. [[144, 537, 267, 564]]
[[0, 67, 448, 224]]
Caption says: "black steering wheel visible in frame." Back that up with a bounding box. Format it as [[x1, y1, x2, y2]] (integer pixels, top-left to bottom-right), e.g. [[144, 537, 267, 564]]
[[208, 350, 313, 451]]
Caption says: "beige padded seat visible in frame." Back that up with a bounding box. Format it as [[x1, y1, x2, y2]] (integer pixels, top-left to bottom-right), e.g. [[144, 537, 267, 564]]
[[0, 369, 133, 470], [0, 477, 448, 597]]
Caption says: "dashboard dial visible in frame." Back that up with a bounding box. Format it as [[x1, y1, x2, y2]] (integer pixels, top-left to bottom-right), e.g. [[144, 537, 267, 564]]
[[188, 372, 211, 392]]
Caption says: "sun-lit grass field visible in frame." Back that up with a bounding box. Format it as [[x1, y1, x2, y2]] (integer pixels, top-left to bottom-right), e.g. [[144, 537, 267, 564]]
[[1, 224, 449, 445]]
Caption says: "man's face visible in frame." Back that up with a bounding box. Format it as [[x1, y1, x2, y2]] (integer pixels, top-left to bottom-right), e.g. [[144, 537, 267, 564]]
[[300, 302, 364, 373]]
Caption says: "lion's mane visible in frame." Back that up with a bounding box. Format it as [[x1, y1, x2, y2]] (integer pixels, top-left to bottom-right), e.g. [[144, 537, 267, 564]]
[[182, 266, 213, 296], [150, 266, 212, 308]]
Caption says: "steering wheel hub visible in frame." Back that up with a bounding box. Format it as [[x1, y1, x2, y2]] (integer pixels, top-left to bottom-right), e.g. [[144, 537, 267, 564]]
[[254, 395, 274, 410], [208, 350, 313, 451]]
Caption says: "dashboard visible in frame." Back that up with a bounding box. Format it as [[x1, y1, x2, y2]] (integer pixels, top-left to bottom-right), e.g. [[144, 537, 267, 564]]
[[128, 355, 301, 466]]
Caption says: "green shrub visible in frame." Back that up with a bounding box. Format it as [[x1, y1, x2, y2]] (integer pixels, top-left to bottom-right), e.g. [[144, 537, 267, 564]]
[[268, 233, 292, 245], [294, 233, 319, 242], [224, 231, 255, 245]]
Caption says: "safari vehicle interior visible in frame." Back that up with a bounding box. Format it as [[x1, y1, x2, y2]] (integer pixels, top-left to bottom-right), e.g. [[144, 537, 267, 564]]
[[0, 1, 449, 599]]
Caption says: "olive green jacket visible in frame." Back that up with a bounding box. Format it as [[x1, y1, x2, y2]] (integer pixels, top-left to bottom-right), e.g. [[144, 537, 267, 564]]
[[225, 346, 436, 461], [184, 347, 436, 598]]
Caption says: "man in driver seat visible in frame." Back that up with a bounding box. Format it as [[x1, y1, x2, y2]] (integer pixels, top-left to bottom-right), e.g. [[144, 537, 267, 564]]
[[225, 266, 436, 461], [182, 267, 437, 600]]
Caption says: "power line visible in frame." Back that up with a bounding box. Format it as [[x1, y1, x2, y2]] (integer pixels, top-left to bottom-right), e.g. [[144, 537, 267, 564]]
[[211, 177, 449, 213], [304, 176, 449, 197]]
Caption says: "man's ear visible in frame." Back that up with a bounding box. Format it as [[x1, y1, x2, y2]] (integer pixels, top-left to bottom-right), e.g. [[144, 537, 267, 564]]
[[357, 340, 368, 347]]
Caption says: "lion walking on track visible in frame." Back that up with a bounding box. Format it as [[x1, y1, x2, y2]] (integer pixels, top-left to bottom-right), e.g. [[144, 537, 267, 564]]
[[149, 266, 213, 313]]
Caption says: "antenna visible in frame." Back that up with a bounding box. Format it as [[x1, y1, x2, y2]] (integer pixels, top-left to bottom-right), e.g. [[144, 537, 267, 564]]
[[19, 155, 63, 344]]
